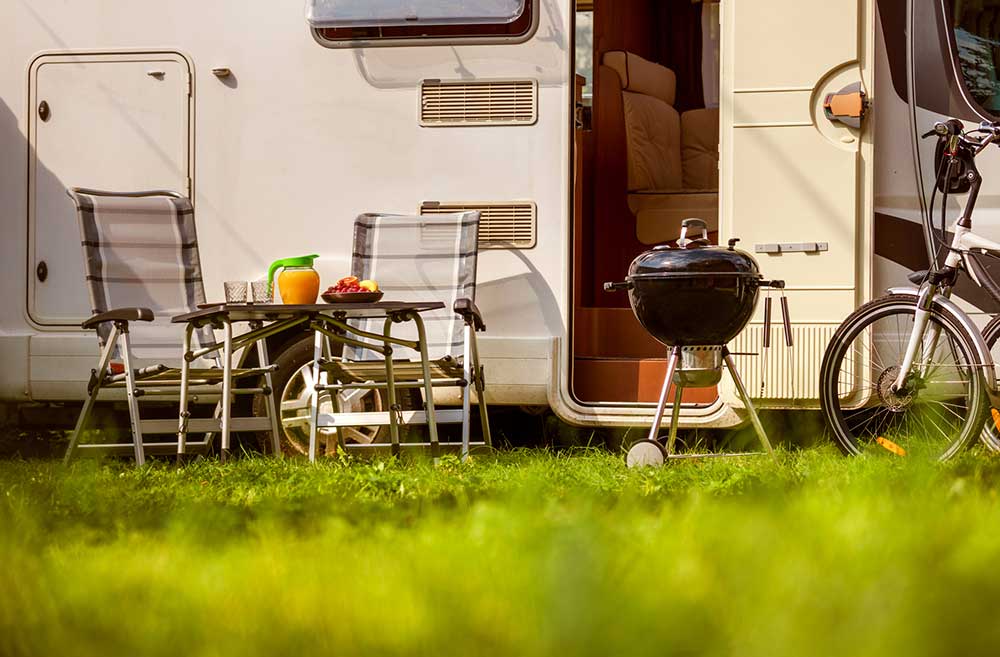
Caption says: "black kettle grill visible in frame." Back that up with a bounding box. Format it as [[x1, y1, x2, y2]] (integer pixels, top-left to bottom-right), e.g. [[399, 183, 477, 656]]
[[604, 218, 791, 467]]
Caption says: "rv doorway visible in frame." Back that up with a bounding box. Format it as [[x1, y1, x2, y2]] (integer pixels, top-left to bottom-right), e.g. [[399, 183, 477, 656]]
[[572, 0, 722, 405]]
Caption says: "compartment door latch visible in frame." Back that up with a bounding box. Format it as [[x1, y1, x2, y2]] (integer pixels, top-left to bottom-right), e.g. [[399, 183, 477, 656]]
[[823, 82, 869, 129]]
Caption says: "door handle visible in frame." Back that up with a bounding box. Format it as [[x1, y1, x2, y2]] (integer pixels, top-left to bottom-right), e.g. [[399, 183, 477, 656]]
[[36, 261, 48, 282]]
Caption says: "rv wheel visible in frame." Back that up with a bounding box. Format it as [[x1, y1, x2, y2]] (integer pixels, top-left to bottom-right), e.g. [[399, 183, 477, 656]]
[[253, 336, 419, 457], [626, 439, 667, 469]]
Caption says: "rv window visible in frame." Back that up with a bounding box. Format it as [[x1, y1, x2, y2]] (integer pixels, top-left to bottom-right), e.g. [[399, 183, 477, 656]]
[[309, 0, 535, 46], [949, 0, 1000, 115]]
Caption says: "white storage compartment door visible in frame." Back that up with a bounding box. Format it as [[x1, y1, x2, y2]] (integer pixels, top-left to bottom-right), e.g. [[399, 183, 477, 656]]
[[28, 53, 191, 325], [721, 0, 874, 402]]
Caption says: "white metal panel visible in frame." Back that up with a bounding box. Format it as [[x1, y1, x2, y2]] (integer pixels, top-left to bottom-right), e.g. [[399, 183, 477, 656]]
[[3, 1, 570, 404], [28, 53, 191, 325]]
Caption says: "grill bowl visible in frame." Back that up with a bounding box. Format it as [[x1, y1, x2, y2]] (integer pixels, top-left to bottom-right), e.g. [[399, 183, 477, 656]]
[[617, 242, 763, 347]]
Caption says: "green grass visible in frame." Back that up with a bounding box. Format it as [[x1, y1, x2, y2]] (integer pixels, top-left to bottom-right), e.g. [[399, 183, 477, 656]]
[[4, 447, 1000, 656]]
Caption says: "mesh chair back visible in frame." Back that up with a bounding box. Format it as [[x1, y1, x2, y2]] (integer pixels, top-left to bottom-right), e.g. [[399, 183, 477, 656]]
[[69, 189, 214, 364], [344, 212, 480, 362]]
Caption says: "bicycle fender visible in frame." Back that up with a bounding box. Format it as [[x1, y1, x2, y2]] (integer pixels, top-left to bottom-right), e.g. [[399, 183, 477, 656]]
[[888, 286, 998, 395]]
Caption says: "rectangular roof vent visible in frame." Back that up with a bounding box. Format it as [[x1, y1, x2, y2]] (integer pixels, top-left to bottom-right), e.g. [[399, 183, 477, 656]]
[[420, 79, 538, 126], [420, 201, 536, 249]]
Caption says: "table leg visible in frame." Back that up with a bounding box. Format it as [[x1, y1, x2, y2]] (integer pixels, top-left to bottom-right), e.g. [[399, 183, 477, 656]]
[[176, 324, 195, 463], [221, 320, 233, 462], [254, 325, 282, 458], [308, 328, 323, 463], [411, 313, 439, 460]]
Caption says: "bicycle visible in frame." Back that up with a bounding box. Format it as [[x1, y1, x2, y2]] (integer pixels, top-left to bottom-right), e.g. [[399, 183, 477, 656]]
[[820, 118, 1000, 460]]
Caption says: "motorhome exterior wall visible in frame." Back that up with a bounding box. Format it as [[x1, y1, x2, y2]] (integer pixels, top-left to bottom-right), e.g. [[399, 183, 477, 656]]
[[1, 1, 573, 403]]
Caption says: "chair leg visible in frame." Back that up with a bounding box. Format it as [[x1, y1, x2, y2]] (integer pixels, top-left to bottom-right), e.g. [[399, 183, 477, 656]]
[[412, 313, 440, 460], [119, 328, 145, 466], [255, 330, 283, 458], [382, 317, 401, 457], [177, 324, 194, 462], [470, 330, 492, 448], [65, 325, 120, 465], [460, 324, 472, 460], [220, 320, 234, 461], [308, 329, 323, 463]]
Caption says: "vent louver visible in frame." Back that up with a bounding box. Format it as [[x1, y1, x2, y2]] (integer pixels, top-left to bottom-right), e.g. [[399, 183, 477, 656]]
[[420, 79, 538, 126], [420, 201, 537, 249]]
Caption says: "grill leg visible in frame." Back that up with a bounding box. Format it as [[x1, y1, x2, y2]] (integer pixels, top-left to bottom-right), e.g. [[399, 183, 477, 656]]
[[647, 347, 681, 443], [666, 385, 684, 456], [724, 350, 775, 458]]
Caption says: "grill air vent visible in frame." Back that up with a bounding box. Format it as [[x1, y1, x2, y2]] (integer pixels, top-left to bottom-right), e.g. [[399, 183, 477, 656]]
[[420, 79, 538, 126], [420, 202, 537, 249]]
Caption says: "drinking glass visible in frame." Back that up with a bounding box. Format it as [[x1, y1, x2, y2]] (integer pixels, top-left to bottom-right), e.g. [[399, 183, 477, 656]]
[[224, 281, 248, 303], [251, 280, 273, 304]]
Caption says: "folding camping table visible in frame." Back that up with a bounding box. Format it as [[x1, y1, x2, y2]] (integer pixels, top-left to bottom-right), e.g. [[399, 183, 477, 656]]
[[172, 301, 446, 459]]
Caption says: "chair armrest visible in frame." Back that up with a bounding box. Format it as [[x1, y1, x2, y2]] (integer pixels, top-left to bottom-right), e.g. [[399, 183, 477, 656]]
[[82, 308, 155, 330], [453, 298, 486, 332]]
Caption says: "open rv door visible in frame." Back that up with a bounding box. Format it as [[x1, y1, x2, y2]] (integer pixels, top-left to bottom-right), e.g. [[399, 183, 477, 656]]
[[720, 0, 875, 404]]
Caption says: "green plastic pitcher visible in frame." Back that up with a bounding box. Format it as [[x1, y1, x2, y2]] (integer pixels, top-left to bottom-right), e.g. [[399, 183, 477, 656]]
[[268, 255, 320, 304]]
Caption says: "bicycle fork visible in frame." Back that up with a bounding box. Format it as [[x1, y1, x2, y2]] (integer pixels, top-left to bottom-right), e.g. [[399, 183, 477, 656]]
[[893, 282, 941, 392]]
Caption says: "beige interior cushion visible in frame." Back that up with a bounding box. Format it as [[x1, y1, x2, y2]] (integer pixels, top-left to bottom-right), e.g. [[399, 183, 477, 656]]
[[681, 108, 720, 190], [603, 51, 676, 106], [623, 92, 682, 192], [628, 191, 719, 244]]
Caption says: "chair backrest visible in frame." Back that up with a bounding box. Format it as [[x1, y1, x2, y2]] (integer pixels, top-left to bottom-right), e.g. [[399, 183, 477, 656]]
[[68, 189, 214, 363], [344, 212, 480, 362]]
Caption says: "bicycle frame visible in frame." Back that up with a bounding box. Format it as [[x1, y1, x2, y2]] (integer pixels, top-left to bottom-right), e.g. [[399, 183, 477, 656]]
[[892, 129, 1000, 394]]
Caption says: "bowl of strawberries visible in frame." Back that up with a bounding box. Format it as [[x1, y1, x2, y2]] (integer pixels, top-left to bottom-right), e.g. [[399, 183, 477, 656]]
[[321, 276, 383, 303]]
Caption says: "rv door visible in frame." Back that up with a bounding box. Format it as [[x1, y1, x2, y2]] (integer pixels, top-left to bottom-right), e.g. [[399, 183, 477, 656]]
[[28, 53, 192, 325], [721, 0, 874, 403]]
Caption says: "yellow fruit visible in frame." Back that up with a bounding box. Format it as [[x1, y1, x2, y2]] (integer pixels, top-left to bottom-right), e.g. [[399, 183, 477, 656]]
[[359, 279, 379, 292]]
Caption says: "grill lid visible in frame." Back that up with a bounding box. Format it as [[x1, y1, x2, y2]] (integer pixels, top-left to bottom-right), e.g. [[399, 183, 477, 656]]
[[627, 240, 761, 280]]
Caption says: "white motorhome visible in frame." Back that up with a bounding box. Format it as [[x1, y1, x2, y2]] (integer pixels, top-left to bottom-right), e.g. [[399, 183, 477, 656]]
[[2, 0, 998, 440]]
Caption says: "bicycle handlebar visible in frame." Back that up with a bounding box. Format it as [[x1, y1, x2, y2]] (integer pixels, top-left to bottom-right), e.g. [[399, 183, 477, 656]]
[[923, 118, 1000, 154]]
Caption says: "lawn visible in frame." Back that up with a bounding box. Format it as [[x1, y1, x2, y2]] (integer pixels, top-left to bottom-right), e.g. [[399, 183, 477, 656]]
[[3, 447, 1000, 656]]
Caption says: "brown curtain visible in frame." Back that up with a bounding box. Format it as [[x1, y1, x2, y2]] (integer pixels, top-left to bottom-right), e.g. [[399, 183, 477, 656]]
[[654, 0, 705, 112]]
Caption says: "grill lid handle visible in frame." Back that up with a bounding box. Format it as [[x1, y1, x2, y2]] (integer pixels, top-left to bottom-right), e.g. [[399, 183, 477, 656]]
[[677, 218, 709, 248], [603, 281, 632, 292]]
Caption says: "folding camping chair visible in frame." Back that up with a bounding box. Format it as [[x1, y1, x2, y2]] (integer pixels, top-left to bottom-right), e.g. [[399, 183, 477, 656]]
[[63, 188, 282, 466], [308, 211, 491, 459]]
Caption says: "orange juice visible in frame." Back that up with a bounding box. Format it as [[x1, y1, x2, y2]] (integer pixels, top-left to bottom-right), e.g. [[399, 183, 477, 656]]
[[278, 268, 320, 304]]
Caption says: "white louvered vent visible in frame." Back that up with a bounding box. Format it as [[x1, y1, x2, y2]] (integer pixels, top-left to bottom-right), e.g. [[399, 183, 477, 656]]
[[730, 323, 839, 403], [420, 201, 537, 249], [420, 79, 538, 126]]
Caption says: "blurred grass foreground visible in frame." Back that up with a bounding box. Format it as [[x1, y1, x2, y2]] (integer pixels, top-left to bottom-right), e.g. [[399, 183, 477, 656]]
[[4, 447, 1000, 656]]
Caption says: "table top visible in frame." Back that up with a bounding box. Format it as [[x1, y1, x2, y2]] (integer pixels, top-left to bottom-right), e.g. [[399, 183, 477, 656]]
[[172, 301, 446, 324]]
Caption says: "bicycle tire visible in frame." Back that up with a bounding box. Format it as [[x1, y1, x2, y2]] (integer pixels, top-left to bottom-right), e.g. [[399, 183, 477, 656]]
[[820, 294, 988, 460], [978, 314, 1000, 452]]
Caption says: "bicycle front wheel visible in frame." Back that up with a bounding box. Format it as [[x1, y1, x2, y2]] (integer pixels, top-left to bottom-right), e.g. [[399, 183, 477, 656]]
[[820, 295, 988, 460]]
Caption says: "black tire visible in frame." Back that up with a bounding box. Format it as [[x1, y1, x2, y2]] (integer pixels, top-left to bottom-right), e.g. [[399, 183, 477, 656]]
[[978, 314, 1000, 452], [253, 335, 420, 457], [819, 294, 988, 461]]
